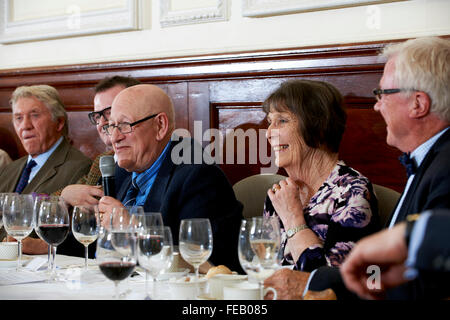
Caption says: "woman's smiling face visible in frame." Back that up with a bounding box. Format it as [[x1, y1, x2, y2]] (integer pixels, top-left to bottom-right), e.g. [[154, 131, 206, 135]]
[[266, 108, 306, 170]]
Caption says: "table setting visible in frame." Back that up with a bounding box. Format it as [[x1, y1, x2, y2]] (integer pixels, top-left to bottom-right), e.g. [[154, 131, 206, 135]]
[[1, 194, 284, 300]]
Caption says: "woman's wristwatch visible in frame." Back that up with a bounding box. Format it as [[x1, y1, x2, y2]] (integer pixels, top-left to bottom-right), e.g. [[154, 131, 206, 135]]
[[286, 224, 309, 239]]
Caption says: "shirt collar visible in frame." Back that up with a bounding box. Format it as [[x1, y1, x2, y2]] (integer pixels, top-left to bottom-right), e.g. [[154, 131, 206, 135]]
[[27, 136, 63, 167], [132, 140, 171, 191], [410, 127, 449, 168]]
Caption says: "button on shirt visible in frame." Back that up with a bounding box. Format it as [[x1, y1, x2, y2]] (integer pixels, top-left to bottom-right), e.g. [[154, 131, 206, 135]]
[[129, 141, 171, 207], [26, 136, 64, 184], [388, 127, 449, 228]]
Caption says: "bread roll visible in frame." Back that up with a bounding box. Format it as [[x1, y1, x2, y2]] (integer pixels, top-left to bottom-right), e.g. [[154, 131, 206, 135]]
[[206, 265, 232, 278]]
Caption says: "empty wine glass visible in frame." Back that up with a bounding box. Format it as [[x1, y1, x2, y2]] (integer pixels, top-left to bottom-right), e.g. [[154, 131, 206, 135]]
[[179, 218, 213, 279], [37, 197, 70, 281], [0, 193, 18, 230], [238, 218, 260, 280], [2, 194, 34, 271], [97, 225, 137, 299], [72, 205, 100, 270]]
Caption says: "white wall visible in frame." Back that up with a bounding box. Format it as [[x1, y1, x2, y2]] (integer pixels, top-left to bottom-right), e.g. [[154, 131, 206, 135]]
[[0, 0, 449, 70]]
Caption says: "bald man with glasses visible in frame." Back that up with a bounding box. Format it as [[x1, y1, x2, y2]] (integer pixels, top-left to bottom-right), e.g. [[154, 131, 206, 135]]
[[98, 84, 244, 273]]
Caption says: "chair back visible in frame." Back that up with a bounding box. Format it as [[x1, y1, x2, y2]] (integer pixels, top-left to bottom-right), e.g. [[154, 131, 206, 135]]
[[373, 184, 401, 227], [233, 174, 286, 218]]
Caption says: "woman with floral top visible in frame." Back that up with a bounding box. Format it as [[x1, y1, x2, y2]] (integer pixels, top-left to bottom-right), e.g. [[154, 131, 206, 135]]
[[263, 79, 381, 272]]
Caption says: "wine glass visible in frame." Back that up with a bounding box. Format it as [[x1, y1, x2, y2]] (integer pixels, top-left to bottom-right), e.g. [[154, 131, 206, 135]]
[[0, 193, 18, 230], [247, 216, 281, 298], [137, 215, 170, 300], [238, 218, 260, 280], [97, 225, 137, 299], [72, 205, 100, 270], [179, 218, 213, 279], [2, 194, 34, 271], [37, 197, 70, 281], [33, 194, 58, 273], [249, 216, 281, 270]]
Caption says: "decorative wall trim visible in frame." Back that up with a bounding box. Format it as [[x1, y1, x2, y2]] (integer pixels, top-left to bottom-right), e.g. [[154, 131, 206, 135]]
[[0, 0, 141, 44], [242, 0, 403, 17], [160, 0, 228, 27]]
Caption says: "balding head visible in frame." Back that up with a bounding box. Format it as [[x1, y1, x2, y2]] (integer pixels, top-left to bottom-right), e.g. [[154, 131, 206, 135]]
[[115, 84, 175, 130], [109, 84, 175, 173]]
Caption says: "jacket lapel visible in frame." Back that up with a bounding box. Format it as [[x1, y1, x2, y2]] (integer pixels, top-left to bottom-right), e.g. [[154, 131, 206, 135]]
[[389, 129, 450, 224], [24, 138, 69, 194]]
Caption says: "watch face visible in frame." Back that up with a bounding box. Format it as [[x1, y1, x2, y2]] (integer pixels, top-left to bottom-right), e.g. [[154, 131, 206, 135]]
[[287, 229, 294, 237]]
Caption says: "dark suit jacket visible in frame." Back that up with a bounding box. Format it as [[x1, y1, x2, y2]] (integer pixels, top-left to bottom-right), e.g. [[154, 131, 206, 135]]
[[310, 128, 450, 300], [116, 137, 244, 272], [0, 138, 92, 242]]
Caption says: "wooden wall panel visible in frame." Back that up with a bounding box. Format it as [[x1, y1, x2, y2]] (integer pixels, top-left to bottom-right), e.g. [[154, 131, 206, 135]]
[[0, 38, 430, 192]]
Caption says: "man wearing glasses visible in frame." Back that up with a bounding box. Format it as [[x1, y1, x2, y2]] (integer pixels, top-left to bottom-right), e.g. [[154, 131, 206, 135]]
[[263, 36, 450, 300], [98, 84, 244, 273], [56, 76, 140, 207], [55, 76, 140, 258]]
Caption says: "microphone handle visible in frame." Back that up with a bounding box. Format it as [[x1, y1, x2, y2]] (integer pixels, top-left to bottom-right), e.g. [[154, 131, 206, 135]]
[[102, 176, 116, 198]]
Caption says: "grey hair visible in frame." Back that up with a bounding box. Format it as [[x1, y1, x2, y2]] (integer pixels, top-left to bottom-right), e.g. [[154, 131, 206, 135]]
[[381, 36, 450, 122], [10, 85, 69, 136]]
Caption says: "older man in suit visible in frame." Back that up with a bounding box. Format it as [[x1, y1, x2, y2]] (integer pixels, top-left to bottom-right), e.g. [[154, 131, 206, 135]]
[[263, 36, 450, 300], [98, 84, 244, 273], [0, 85, 92, 253]]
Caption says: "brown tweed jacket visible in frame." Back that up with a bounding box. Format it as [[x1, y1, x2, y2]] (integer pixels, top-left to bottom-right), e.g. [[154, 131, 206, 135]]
[[52, 149, 114, 195]]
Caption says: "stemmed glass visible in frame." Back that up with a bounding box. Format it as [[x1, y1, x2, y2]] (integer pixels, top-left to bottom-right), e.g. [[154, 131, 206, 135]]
[[97, 224, 137, 299], [33, 194, 58, 273], [37, 197, 70, 281], [2, 194, 34, 271], [72, 205, 100, 270], [136, 213, 170, 300], [0, 193, 18, 230], [179, 218, 213, 279], [240, 216, 281, 299]]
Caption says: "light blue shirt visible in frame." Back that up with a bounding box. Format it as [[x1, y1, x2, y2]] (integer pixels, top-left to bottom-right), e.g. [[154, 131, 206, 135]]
[[26, 136, 63, 183], [388, 127, 449, 228], [129, 141, 171, 207]]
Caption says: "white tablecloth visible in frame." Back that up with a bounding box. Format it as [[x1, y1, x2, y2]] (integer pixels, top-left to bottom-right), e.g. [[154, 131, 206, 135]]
[[0, 254, 173, 300]]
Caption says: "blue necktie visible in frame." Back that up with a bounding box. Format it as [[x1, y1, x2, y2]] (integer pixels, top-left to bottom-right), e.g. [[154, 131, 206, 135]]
[[122, 179, 140, 206], [15, 160, 37, 193], [399, 153, 417, 178]]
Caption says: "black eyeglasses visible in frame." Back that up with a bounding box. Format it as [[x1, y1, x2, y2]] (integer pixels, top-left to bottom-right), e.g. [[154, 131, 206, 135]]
[[372, 88, 416, 101], [103, 113, 159, 136], [88, 106, 111, 125]]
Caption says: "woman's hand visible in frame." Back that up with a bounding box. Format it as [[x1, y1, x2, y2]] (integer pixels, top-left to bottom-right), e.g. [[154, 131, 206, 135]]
[[267, 177, 305, 229]]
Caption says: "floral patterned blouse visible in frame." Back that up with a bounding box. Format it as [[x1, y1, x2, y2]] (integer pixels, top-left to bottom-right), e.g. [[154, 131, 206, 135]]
[[263, 161, 380, 272]]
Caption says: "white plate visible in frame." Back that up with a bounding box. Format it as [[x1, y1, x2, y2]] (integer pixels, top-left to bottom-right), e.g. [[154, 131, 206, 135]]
[[157, 268, 190, 281]]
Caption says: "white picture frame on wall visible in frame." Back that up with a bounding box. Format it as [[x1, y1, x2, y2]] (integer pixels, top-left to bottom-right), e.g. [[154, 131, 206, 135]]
[[0, 0, 142, 44], [242, 0, 404, 17], [160, 0, 228, 27]]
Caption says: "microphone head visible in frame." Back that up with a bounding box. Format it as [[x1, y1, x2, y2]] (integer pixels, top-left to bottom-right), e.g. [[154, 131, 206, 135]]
[[99, 155, 115, 177]]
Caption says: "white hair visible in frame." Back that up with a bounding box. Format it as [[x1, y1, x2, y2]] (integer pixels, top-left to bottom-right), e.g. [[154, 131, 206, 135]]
[[381, 36, 450, 122]]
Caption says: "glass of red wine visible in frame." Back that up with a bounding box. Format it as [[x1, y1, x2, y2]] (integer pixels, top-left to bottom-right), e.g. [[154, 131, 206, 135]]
[[37, 197, 70, 281], [33, 194, 59, 273], [97, 215, 137, 299]]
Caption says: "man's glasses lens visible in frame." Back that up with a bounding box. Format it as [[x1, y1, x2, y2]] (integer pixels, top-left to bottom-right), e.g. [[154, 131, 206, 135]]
[[88, 107, 111, 125]]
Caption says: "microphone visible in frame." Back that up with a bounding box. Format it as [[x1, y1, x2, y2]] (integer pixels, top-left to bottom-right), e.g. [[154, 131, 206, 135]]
[[99, 155, 116, 197]]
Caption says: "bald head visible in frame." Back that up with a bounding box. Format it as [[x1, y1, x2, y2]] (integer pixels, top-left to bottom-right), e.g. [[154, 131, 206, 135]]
[[113, 84, 175, 131], [109, 84, 175, 173]]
